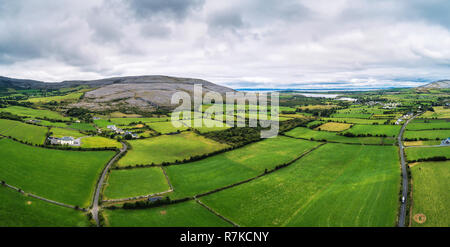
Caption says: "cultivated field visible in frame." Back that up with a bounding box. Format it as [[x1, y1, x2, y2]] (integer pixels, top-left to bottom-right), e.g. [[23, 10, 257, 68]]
[[315, 122, 352, 132], [343, 124, 401, 137], [104, 167, 170, 200], [0, 186, 89, 227], [200, 144, 400, 226], [80, 136, 122, 149], [50, 127, 85, 138], [285, 127, 394, 144], [0, 119, 48, 145], [405, 146, 450, 162], [117, 132, 229, 167], [0, 106, 70, 121], [320, 117, 386, 125], [0, 138, 115, 207], [420, 106, 450, 118], [406, 119, 449, 131], [104, 200, 231, 227], [404, 129, 450, 140], [109, 117, 170, 125], [69, 123, 97, 131], [166, 137, 321, 199], [410, 161, 449, 227], [146, 121, 189, 134]]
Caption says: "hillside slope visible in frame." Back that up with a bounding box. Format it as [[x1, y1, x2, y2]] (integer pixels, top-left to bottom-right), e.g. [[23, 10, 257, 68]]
[[417, 80, 450, 89]]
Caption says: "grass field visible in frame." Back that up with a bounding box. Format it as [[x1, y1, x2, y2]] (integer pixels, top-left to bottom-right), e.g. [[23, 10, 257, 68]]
[[104, 200, 231, 227], [109, 112, 143, 118], [0, 106, 70, 121], [68, 122, 97, 131], [147, 121, 189, 134], [405, 146, 450, 162], [166, 137, 321, 199], [93, 119, 115, 128], [420, 106, 450, 119], [406, 119, 449, 130], [0, 186, 89, 227], [0, 119, 48, 144], [315, 122, 352, 132], [343, 124, 401, 137], [80, 136, 122, 149], [404, 130, 450, 140], [104, 167, 170, 200], [200, 144, 400, 226], [50, 127, 85, 138], [0, 138, 115, 207], [331, 113, 372, 119], [110, 117, 170, 125], [118, 132, 229, 167], [298, 105, 337, 110], [320, 117, 386, 125], [285, 127, 394, 144], [410, 161, 449, 227], [25, 92, 83, 103], [180, 118, 231, 133]]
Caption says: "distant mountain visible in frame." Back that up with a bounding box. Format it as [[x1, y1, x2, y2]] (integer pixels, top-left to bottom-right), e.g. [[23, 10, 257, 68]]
[[0, 75, 235, 111], [417, 80, 450, 89]]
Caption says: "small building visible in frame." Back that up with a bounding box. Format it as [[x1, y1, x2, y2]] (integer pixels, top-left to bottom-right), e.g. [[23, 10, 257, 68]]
[[107, 125, 117, 131], [48, 136, 80, 146], [442, 138, 450, 145], [124, 131, 138, 139], [27, 119, 41, 124], [93, 117, 101, 120]]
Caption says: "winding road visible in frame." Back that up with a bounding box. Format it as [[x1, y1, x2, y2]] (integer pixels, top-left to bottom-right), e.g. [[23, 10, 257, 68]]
[[397, 114, 418, 227], [91, 141, 127, 226]]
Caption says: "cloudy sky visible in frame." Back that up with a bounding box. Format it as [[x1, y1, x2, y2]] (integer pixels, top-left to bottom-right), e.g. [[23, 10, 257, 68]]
[[0, 0, 449, 89]]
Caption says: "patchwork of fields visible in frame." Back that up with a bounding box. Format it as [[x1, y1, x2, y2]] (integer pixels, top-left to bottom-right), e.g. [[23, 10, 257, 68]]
[[166, 137, 321, 199], [200, 144, 401, 226]]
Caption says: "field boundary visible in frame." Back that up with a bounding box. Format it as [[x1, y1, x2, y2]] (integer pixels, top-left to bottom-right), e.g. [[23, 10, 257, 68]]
[[280, 133, 394, 146], [1, 181, 87, 211], [194, 197, 239, 227]]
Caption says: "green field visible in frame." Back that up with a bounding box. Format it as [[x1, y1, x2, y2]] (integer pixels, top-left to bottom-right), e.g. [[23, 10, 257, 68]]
[[410, 161, 449, 227], [80, 136, 122, 149], [320, 117, 386, 125], [404, 130, 450, 140], [406, 119, 449, 130], [0, 138, 115, 207], [331, 113, 372, 119], [0, 186, 89, 227], [25, 118, 68, 128], [146, 121, 189, 134], [0, 119, 48, 144], [118, 132, 229, 167], [25, 92, 83, 103], [420, 106, 450, 119], [0, 106, 70, 121], [50, 127, 85, 138], [180, 118, 231, 133], [109, 117, 170, 125], [285, 127, 394, 144], [200, 144, 400, 226], [104, 167, 170, 200], [166, 137, 321, 199], [104, 200, 231, 227], [343, 124, 401, 137], [94, 119, 115, 128], [405, 146, 450, 162], [69, 122, 97, 131]]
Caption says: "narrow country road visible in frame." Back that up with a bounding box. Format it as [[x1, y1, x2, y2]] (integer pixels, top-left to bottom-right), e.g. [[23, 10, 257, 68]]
[[397, 114, 418, 227], [91, 141, 127, 226]]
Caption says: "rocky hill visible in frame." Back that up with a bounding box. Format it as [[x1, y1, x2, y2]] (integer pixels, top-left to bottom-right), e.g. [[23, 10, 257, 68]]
[[0, 75, 235, 111], [417, 80, 450, 89]]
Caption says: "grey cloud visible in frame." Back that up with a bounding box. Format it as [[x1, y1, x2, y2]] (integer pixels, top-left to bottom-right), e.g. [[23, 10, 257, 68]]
[[127, 0, 204, 20]]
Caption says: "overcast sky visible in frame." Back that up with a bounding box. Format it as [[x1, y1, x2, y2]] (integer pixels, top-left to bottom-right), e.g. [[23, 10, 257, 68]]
[[0, 0, 449, 89]]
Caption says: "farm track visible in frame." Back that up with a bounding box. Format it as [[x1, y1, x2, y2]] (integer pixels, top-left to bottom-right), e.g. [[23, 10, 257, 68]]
[[91, 141, 128, 226]]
